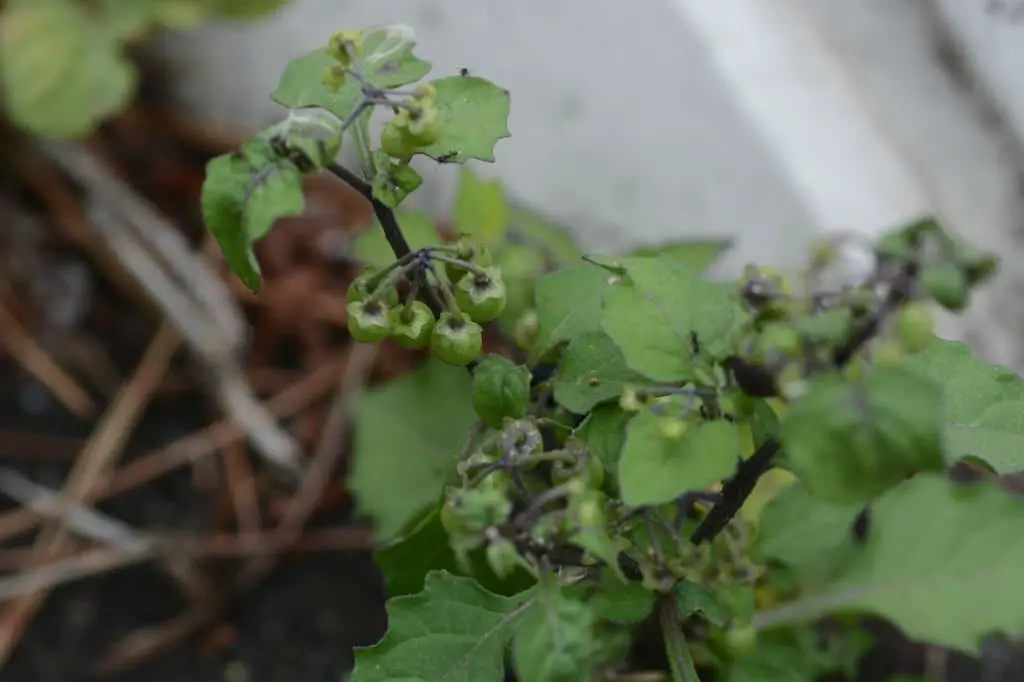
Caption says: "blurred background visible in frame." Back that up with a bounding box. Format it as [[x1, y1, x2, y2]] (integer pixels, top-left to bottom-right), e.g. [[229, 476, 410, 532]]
[[2, 0, 1024, 680]]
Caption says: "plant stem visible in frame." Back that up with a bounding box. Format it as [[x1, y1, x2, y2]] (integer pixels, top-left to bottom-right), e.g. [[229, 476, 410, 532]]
[[327, 162, 412, 259], [658, 595, 701, 682]]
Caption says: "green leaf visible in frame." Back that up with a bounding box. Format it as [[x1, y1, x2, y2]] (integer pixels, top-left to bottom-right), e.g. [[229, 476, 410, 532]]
[[903, 339, 1024, 472], [351, 360, 477, 540], [415, 76, 511, 164], [453, 168, 509, 244], [354, 211, 443, 268], [532, 264, 611, 361], [374, 508, 460, 598], [511, 592, 602, 682], [553, 332, 649, 414], [350, 571, 534, 682], [675, 579, 728, 626], [472, 355, 531, 428], [726, 628, 869, 682], [779, 367, 945, 504], [201, 145, 271, 292], [752, 473, 1024, 654], [241, 160, 306, 241], [574, 404, 632, 483], [601, 255, 737, 382], [756, 480, 861, 568], [628, 238, 732, 274], [506, 203, 582, 266], [0, 4, 137, 138], [272, 30, 431, 121], [618, 413, 739, 507], [589, 580, 655, 625], [209, 0, 289, 19]]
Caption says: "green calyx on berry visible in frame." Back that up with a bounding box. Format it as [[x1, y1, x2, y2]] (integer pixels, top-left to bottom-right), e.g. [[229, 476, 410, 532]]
[[346, 269, 400, 306], [347, 300, 392, 343], [390, 301, 436, 348], [326, 29, 363, 67], [381, 121, 415, 161], [430, 312, 483, 366], [444, 238, 493, 282], [454, 268, 508, 323], [405, 104, 443, 146]]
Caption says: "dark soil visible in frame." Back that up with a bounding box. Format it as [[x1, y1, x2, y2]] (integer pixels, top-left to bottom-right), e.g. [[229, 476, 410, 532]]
[[0, 376, 387, 682]]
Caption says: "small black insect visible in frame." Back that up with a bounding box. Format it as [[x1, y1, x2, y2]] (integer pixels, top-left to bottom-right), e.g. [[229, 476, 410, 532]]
[[437, 151, 459, 163], [459, 67, 471, 76]]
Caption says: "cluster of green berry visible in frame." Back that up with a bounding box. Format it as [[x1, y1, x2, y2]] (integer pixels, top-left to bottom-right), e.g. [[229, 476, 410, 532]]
[[731, 219, 996, 396], [345, 239, 506, 366]]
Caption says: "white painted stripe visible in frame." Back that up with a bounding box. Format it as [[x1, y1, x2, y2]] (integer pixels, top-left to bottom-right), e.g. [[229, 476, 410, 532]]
[[669, 0, 932, 238]]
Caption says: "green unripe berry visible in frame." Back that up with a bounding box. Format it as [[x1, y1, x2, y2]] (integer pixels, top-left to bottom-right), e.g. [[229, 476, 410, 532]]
[[893, 302, 934, 353], [430, 312, 483, 366], [921, 264, 969, 312], [347, 300, 392, 343]]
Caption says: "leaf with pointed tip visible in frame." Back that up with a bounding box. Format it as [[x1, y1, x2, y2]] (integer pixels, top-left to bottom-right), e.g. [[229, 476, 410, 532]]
[[753, 473, 1024, 654], [415, 76, 511, 164], [350, 572, 535, 682]]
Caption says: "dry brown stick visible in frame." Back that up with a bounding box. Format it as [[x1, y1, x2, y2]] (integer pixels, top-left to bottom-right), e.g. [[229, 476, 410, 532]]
[[0, 302, 95, 418], [0, 355, 347, 543], [0, 524, 372, 572], [0, 142, 159, 317], [0, 323, 180, 668], [220, 441, 262, 536], [0, 525, 373, 597], [39, 140, 301, 474], [92, 344, 379, 678]]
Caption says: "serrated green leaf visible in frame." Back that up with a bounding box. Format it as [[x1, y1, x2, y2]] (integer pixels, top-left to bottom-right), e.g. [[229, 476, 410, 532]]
[[780, 367, 945, 504], [752, 473, 1024, 654], [601, 256, 737, 383], [201, 149, 265, 292], [241, 160, 305, 241], [532, 264, 611, 361], [472, 355, 531, 428], [354, 211, 443, 268], [272, 34, 431, 121], [903, 339, 1024, 472], [618, 414, 739, 507], [511, 592, 603, 682], [0, 4, 137, 139], [415, 76, 511, 163], [351, 360, 476, 540], [553, 332, 649, 414], [350, 571, 534, 682], [756, 480, 861, 568], [574, 405, 631, 484], [629, 238, 732, 274], [453, 168, 508, 244]]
